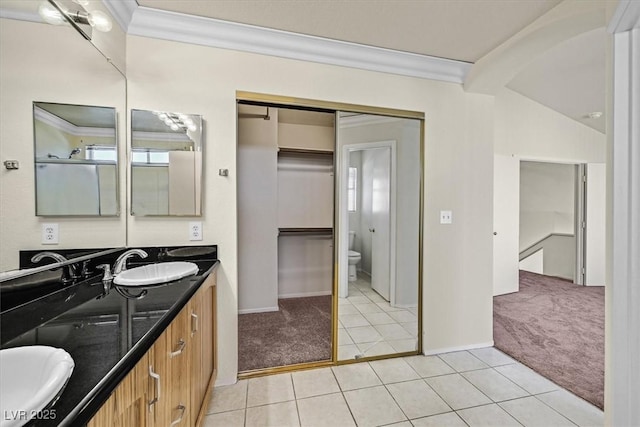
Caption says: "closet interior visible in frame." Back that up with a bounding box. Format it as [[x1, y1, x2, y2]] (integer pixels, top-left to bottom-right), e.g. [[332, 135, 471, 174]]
[[237, 103, 335, 372]]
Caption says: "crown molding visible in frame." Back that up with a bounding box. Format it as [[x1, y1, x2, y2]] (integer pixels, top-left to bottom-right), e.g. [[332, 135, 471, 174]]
[[101, 0, 137, 32], [608, 0, 640, 33], [34, 106, 115, 137], [127, 6, 471, 84]]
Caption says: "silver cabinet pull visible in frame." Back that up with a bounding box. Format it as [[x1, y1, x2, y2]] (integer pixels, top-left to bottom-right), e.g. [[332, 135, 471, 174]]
[[148, 365, 161, 410], [191, 312, 199, 335], [170, 339, 186, 358], [169, 404, 186, 426]]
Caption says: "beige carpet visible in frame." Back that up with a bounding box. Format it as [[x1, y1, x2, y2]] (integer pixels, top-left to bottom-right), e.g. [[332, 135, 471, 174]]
[[494, 270, 604, 409], [238, 296, 332, 372]]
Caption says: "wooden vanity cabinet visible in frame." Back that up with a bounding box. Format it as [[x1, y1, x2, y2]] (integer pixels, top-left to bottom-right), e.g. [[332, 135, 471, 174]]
[[88, 270, 217, 427]]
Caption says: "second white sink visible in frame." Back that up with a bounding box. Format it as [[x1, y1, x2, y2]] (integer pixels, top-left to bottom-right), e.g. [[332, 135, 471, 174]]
[[114, 261, 199, 287]]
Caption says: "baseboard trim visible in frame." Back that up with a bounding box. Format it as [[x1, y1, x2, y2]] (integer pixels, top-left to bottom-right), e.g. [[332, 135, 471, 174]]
[[278, 291, 332, 299], [238, 306, 279, 315], [423, 341, 495, 356]]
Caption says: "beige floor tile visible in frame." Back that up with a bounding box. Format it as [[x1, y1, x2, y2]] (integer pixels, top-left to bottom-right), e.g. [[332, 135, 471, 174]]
[[332, 363, 382, 391], [338, 330, 355, 345], [389, 339, 418, 353], [297, 392, 356, 427], [364, 292, 387, 303], [343, 386, 407, 427], [338, 344, 361, 360], [457, 403, 521, 426], [338, 304, 360, 315], [536, 390, 604, 427], [346, 325, 382, 343], [245, 401, 300, 427], [246, 373, 295, 407], [338, 298, 353, 306], [202, 409, 245, 427], [388, 310, 417, 323], [411, 412, 466, 426], [439, 351, 489, 372], [494, 364, 559, 395], [469, 347, 516, 367], [207, 379, 248, 414], [425, 373, 492, 410], [339, 313, 370, 327], [357, 341, 396, 357], [462, 368, 529, 402], [376, 302, 405, 312], [347, 296, 370, 304], [499, 396, 575, 426], [292, 367, 340, 399], [400, 321, 418, 335], [374, 323, 413, 340], [362, 311, 396, 325], [369, 358, 420, 384], [386, 379, 451, 419], [354, 303, 383, 314], [404, 355, 456, 378]]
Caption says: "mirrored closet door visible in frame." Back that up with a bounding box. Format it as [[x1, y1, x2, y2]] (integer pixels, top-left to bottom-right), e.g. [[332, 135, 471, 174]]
[[335, 112, 422, 361]]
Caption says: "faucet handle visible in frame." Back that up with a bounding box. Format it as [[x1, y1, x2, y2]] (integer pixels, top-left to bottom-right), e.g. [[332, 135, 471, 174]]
[[96, 264, 113, 295]]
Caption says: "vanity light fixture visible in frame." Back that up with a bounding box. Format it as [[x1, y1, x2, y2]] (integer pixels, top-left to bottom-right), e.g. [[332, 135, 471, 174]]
[[153, 111, 198, 132], [38, 0, 112, 40]]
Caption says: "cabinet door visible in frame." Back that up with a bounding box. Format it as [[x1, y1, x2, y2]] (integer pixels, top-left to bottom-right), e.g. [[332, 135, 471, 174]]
[[88, 353, 149, 427], [148, 332, 169, 427], [190, 288, 204, 414], [202, 276, 216, 392], [167, 303, 192, 427]]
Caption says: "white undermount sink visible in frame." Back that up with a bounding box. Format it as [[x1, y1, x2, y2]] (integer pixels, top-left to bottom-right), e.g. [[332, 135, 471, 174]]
[[114, 261, 199, 287], [0, 346, 74, 427]]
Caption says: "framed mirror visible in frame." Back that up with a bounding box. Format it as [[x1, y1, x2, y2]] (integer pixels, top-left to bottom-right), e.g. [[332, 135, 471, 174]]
[[130, 109, 204, 216], [33, 102, 118, 216], [336, 112, 422, 360]]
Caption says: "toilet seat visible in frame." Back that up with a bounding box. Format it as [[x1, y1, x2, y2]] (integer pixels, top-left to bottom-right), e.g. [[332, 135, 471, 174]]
[[348, 250, 360, 258]]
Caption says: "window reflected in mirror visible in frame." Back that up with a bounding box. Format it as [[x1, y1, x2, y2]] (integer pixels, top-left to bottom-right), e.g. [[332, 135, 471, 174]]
[[130, 109, 204, 216], [33, 102, 118, 216]]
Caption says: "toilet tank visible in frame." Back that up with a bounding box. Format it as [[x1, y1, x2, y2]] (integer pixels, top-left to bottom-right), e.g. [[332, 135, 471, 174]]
[[349, 231, 355, 249]]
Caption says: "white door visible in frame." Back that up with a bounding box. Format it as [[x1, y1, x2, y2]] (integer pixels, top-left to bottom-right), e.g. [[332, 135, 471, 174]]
[[367, 148, 391, 300]]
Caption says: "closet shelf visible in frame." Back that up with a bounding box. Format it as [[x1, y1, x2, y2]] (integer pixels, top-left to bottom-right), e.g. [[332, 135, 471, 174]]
[[278, 147, 334, 157], [278, 227, 333, 235]]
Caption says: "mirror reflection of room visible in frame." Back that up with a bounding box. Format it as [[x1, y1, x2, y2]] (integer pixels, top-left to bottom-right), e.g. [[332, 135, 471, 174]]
[[130, 109, 203, 216], [337, 113, 421, 361], [33, 102, 118, 216]]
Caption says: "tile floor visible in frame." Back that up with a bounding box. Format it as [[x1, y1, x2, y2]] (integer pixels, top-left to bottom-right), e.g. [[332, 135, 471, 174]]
[[338, 274, 418, 360], [203, 347, 604, 426]]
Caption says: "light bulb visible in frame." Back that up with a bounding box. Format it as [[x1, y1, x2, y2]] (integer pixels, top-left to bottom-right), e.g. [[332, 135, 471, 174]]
[[158, 113, 167, 120], [39, 2, 66, 26], [88, 10, 112, 32], [72, 0, 89, 5], [187, 124, 197, 132], [170, 123, 180, 131]]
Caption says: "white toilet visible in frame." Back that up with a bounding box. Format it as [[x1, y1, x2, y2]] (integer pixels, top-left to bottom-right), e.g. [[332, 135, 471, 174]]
[[348, 231, 361, 282]]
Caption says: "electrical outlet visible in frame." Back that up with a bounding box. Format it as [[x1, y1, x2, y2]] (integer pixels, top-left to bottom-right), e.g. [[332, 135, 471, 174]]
[[440, 210, 453, 224], [189, 221, 203, 241], [42, 223, 59, 244]]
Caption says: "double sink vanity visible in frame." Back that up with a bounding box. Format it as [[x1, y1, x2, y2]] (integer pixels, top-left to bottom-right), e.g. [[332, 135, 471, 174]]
[[0, 245, 218, 427]]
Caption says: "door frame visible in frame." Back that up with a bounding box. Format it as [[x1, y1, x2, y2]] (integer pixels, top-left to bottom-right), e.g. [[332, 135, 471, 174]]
[[338, 141, 397, 305]]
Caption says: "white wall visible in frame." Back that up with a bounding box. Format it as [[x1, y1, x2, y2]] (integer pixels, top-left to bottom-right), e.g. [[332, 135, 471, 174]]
[[492, 87, 606, 295], [237, 106, 279, 314], [519, 249, 543, 274], [0, 19, 127, 271], [277, 234, 333, 298], [519, 161, 576, 251], [585, 163, 606, 286], [126, 34, 494, 383]]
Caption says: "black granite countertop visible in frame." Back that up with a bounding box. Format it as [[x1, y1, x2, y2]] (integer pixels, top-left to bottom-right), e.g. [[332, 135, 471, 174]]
[[0, 252, 219, 427]]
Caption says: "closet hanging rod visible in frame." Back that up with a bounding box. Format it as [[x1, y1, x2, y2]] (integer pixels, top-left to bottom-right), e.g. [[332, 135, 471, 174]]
[[278, 147, 334, 156], [238, 107, 270, 120]]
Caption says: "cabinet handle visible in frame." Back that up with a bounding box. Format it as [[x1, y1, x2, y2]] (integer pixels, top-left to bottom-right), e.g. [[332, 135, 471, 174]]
[[148, 365, 161, 410], [169, 404, 186, 427], [170, 339, 186, 358], [191, 312, 199, 334]]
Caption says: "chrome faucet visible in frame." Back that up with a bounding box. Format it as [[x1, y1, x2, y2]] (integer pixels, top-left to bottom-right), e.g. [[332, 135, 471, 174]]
[[113, 249, 148, 275], [31, 251, 68, 263], [30, 251, 78, 284]]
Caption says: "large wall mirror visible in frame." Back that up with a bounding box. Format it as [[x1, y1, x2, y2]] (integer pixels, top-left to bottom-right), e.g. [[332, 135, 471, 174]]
[[0, 4, 126, 271], [33, 102, 118, 216], [336, 112, 422, 361], [131, 109, 204, 216]]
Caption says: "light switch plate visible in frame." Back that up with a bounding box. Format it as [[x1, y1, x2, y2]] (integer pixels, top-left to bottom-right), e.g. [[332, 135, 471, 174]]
[[42, 223, 59, 244], [189, 221, 203, 241], [440, 210, 452, 224]]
